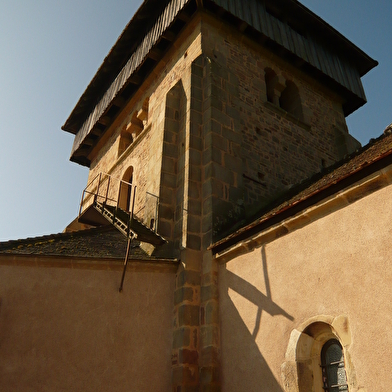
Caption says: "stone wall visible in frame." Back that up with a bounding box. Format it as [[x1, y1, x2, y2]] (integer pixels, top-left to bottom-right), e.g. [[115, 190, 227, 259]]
[[200, 16, 360, 240]]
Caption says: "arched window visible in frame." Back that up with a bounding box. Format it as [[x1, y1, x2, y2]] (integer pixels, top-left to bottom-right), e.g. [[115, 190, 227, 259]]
[[118, 97, 150, 157], [279, 81, 303, 120], [321, 339, 348, 392], [281, 316, 355, 392], [265, 68, 279, 105], [118, 129, 133, 156]]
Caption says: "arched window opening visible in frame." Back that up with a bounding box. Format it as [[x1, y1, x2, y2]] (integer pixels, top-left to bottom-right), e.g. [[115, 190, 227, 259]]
[[321, 340, 348, 392], [265, 68, 278, 104], [279, 81, 303, 120], [282, 317, 355, 392], [118, 97, 150, 158], [118, 129, 133, 156], [118, 166, 134, 212], [128, 111, 144, 138]]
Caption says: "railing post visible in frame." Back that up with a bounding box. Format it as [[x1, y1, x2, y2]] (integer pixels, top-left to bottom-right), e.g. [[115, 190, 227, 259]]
[[95, 173, 102, 203], [154, 195, 159, 233], [130, 185, 137, 221], [105, 176, 111, 205], [79, 190, 85, 217], [117, 181, 122, 209]]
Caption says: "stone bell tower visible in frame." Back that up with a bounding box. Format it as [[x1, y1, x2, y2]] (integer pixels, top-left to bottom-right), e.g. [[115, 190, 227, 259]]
[[62, 0, 376, 390]]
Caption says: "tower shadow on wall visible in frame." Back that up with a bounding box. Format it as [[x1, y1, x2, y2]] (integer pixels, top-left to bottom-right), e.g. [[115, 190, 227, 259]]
[[219, 245, 294, 391]]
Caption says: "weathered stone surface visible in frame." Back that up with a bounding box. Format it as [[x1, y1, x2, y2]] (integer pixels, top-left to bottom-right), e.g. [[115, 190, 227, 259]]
[[178, 304, 200, 327], [174, 287, 195, 305]]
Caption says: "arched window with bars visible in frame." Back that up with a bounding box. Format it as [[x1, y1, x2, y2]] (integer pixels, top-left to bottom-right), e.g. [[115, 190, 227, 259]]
[[321, 339, 349, 392]]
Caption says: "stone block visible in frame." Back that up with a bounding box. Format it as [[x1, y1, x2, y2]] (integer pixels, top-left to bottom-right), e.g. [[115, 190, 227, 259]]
[[191, 110, 203, 125], [165, 117, 180, 133], [173, 327, 191, 349], [211, 107, 231, 128], [190, 134, 202, 151], [159, 205, 174, 220], [188, 180, 200, 199], [189, 149, 201, 165], [163, 142, 179, 158], [225, 105, 240, 121], [210, 95, 223, 111], [178, 304, 200, 326], [177, 270, 201, 287], [202, 181, 213, 199], [202, 231, 213, 251], [161, 172, 177, 189], [188, 215, 201, 233], [162, 156, 177, 173], [211, 163, 234, 185], [164, 129, 177, 143], [174, 287, 195, 305], [211, 148, 222, 165], [187, 234, 202, 251], [200, 325, 219, 347], [200, 346, 220, 367], [191, 61, 204, 77], [172, 365, 199, 386], [159, 187, 174, 205], [190, 165, 202, 182], [201, 285, 219, 303], [158, 220, 172, 239], [191, 97, 203, 113], [200, 366, 220, 385], [211, 119, 222, 135], [211, 84, 227, 101], [191, 86, 203, 101], [202, 215, 212, 234], [192, 74, 202, 89], [179, 349, 199, 366], [188, 199, 201, 215], [204, 301, 219, 325]]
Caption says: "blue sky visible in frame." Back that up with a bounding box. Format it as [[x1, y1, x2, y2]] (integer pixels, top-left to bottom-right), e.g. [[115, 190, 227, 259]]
[[0, 1, 390, 241]]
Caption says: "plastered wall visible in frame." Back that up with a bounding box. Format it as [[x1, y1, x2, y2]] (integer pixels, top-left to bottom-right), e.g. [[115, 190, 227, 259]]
[[219, 181, 392, 392], [0, 263, 175, 392]]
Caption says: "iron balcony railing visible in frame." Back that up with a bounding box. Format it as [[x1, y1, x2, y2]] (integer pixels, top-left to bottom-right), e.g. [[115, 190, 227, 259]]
[[79, 172, 159, 233]]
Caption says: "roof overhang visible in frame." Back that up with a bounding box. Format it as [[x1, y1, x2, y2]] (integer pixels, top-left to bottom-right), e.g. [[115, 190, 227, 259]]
[[63, 0, 377, 167]]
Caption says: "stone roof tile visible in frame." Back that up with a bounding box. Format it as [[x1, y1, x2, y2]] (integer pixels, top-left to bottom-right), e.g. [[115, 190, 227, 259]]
[[0, 226, 145, 259]]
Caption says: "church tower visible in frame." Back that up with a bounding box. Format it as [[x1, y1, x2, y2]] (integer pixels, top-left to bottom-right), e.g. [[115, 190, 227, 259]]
[[62, 1, 376, 390]]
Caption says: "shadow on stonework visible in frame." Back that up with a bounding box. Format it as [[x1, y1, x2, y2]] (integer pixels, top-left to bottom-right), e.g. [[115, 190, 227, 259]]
[[219, 246, 294, 391]]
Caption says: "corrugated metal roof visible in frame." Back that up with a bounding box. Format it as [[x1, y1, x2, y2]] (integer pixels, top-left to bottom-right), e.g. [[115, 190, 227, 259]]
[[209, 0, 371, 99]]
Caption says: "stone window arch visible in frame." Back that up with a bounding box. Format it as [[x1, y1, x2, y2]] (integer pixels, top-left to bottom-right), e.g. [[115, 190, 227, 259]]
[[118, 97, 150, 157], [265, 67, 279, 105], [281, 315, 356, 392], [279, 80, 303, 121]]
